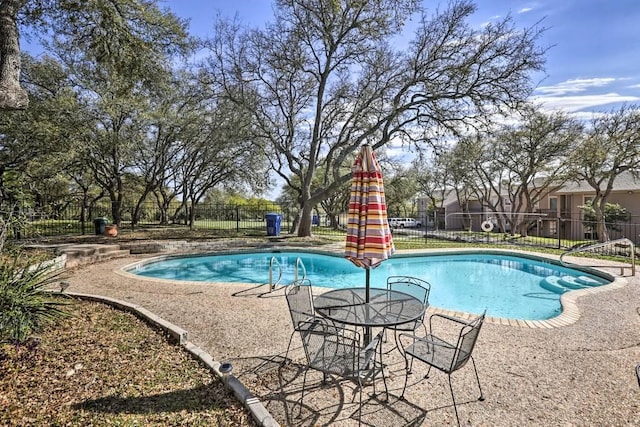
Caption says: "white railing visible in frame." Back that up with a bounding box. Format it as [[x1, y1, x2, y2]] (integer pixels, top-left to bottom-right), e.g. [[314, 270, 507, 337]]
[[268, 256, 283, 291], [268, 256, 308, 292], [295, 257, 307, 283], [560, 238, 636, 276]]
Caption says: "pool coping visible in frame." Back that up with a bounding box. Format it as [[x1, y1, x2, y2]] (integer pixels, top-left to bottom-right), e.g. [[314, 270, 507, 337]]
[[115, 246, 630, 329]]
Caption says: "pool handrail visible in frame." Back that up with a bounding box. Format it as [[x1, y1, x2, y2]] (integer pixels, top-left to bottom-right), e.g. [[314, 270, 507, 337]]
[[269, 256, 283, 291], [295, 257, 307, 283], [560, 237, 635, 276]]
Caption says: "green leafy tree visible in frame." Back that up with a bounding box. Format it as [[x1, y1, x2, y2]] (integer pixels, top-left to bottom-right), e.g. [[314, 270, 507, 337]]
[[580, 201, 631, 234], [570, 104, 640, 242], [385, 167, 420, 217], [0, 55, 80, 207], [319, 181, 350, 230], [414, 153, 453, 226], [457, 106, 581, 236], [1, 0, 192, 110]]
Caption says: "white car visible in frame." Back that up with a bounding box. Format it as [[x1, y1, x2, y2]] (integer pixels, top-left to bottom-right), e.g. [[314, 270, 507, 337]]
[[388, 217, 422, 228]]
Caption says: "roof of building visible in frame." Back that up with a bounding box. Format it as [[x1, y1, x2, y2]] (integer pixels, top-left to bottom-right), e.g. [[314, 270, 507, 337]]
[[553, 171, 640, 194]]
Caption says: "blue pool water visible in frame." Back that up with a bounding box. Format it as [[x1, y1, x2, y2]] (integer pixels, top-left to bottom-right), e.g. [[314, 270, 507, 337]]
[[129, 251, 610, 320]]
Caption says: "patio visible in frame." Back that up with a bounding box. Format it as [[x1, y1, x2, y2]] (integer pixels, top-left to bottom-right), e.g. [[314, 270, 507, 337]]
[[61, 249, 640, 426]]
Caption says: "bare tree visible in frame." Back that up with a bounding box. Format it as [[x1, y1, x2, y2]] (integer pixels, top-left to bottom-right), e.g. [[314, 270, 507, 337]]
[[206, 0, 547, 236]]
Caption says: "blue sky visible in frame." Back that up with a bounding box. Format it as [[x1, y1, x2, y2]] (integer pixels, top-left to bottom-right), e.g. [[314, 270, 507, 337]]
[[161, 0, 640, 120]]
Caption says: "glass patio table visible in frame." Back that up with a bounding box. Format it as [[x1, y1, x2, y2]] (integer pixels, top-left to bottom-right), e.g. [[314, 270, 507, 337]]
[[314, 287, 426, 343]]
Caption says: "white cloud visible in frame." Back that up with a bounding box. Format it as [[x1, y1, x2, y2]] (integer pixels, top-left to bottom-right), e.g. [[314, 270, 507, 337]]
[[535, 78, 617, 96], [629, 83, 640, 89], [532, 92, 640, 112], [517, 7, 533, 14], [480, 15, 501, 28]]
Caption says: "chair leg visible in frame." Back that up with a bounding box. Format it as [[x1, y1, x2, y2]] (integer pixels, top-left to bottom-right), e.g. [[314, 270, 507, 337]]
[[373, 342, 389, 400], [400, 354, 411, 398], [380, 366, 389, 401], [420, 321, 428, 337], [283, 330, 295, 364], [298, 367, 309, 419], [446, 359, 484, 427], [357, 377, 363, 427], [447, 374, 461, 427], [470, 356, 484, 401], [396, 333, 416, 374], [424, 363, 433, 379]]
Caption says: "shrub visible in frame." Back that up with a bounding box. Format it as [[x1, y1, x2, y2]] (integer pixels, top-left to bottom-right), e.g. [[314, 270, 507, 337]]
[[580, 201, 631, 232], [0, 252, 70, 344]]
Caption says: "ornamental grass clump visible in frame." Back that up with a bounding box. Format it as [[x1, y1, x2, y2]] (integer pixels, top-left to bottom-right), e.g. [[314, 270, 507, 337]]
[[0, 251, 70, 345]]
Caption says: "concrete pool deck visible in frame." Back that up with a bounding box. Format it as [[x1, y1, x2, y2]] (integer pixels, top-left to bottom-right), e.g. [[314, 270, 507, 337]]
[[60, 245, 640, 426]]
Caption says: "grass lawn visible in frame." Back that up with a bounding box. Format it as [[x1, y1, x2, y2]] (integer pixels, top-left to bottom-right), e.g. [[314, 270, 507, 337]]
[[0, 299, 257, 426]]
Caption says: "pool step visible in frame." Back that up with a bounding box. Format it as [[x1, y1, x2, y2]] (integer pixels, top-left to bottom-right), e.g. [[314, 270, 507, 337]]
[[540, 276, 568, 294], [557, 276, 588, 290], [57, 244, 130, 268], [539, 275, 603, 294], [574, 275, 603, 286]]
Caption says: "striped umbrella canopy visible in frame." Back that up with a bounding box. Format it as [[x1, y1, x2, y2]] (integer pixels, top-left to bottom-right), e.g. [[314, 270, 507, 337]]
[[344, 144, 395, 301]]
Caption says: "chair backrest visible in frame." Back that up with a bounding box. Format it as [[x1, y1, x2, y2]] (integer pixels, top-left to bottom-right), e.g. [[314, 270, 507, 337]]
[[387, 275, 431, 305], [285, 279, 315, 331], [298, 320, 360, 376], [451, 311, 485, 372]]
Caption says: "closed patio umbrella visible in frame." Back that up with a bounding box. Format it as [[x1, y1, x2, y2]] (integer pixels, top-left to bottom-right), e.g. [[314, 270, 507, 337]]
[[344, 144, 395, 315]]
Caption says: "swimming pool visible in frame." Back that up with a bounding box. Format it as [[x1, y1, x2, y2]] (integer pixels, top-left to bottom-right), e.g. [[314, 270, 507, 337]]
[[127, 251, 611, 320]]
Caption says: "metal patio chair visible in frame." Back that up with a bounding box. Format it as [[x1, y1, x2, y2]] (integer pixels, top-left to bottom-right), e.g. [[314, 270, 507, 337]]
[[399, 311, 486, 426], [297, 319, 387, 426], [284, 279, 317, 363], [385, 276, 431, 352]]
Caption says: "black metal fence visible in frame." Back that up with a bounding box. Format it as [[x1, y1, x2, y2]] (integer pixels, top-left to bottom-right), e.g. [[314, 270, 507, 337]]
[[3, 201, 640, 251]]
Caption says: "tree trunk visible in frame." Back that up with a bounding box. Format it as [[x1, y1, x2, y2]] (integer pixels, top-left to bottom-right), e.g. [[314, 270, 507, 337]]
[[0, 0, 28, 110], [517, 222, 529, 237], [595, 207, 610, 242], [297, 203, 314, 237], [329, 213, 339, 229], [188, 200, 196, 230], [110, 197, 122, 226]]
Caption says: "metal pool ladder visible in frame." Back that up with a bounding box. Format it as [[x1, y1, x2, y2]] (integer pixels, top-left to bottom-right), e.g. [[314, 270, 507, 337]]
[[268, 256, 308, 291], [560, 238, 636, 276], [268, 257, 283, 291], [295, 257, 307, 283]]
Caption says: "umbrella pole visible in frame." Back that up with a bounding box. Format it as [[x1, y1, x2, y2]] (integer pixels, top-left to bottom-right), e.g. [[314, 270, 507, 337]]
[[365, 268, 371, 345], [365, 268, 370, 302]]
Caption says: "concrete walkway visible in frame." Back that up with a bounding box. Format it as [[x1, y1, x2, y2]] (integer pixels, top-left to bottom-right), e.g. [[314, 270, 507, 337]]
[[60, 247, 640, 426]]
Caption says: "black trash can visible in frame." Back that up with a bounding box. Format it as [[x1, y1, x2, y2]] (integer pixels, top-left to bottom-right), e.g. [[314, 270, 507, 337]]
[[265, 213, 282, 236], [93, 217, 107, 235]]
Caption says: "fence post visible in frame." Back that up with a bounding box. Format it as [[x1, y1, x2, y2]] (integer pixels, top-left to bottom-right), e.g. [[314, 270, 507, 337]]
[[557, 218, 561, 249], [236, 205, 240, 232]]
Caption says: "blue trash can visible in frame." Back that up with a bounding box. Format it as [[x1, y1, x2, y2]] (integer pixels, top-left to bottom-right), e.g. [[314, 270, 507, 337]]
[[265, 213, 282, 236], [312, 215, 319, 225]]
